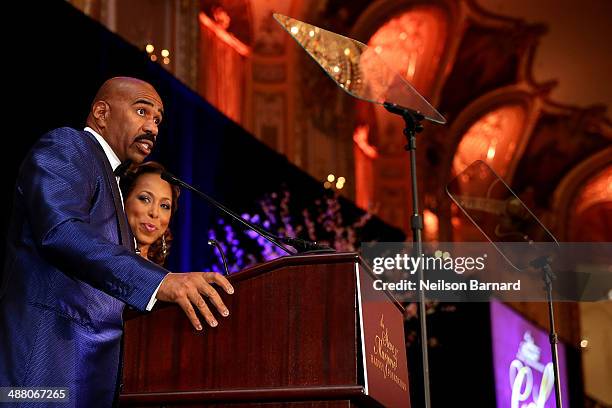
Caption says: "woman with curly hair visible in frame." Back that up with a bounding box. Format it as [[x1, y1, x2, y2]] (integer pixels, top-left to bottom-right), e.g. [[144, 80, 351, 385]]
[[121, 161, 180, 266]]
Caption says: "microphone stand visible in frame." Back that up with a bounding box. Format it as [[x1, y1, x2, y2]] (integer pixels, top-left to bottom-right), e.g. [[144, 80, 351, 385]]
[[161, 171, 334, 255], [208, 239, 230, 275], [530, 256, 563, 408], [383, 102, 431, 408]]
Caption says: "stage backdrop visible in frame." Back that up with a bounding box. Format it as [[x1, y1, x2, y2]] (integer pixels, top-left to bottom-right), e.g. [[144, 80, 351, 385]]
[[2, 0, 403, 271]]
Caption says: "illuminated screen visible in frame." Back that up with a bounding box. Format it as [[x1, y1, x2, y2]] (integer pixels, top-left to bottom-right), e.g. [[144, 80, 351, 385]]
[[490, 300, 570, 407]]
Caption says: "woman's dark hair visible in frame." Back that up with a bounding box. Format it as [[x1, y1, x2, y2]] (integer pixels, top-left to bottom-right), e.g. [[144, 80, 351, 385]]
[[120, 161, 180, 266]]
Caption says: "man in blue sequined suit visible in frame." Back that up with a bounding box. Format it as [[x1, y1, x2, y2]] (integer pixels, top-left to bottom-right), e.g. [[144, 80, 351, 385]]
[[0, 77, 233, 407]]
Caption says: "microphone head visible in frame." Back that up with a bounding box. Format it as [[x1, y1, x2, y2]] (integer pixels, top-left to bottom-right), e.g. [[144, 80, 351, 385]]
[[160, 170, 179, 185]]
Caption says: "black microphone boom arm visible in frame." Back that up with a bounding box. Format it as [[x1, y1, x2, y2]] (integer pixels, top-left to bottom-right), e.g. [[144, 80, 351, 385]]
[[160, 171, 333, 255]]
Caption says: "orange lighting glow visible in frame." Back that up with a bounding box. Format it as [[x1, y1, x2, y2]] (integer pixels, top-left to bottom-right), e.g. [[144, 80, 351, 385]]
[[199, 12, 250, 57], [575, 166, 612, 214], [353, 125, 378, 159], [212, 7, 230, 30], [367, 7, 447, 94], [423, 209, 439, 241], [354, 124, 377, 210], [453, 105, 526, 178]]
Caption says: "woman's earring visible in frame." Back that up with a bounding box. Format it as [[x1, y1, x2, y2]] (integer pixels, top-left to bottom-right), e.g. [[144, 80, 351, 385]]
[[162, 235, 167, 257]]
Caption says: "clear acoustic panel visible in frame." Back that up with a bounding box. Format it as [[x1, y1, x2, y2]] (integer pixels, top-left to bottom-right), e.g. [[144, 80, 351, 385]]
[[273, 13, 446, 124]]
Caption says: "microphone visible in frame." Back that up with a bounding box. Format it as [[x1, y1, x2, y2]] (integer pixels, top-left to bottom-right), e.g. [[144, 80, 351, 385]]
[[279, 236, 333, 253], [161, 171, 334, 255]]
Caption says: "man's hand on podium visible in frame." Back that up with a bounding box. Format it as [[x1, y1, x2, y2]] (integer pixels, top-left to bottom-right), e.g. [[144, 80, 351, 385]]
[[156, 272, 234, 331]]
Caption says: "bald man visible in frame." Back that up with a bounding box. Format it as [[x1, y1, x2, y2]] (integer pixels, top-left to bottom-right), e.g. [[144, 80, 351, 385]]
[[0, 77, 233, 407]]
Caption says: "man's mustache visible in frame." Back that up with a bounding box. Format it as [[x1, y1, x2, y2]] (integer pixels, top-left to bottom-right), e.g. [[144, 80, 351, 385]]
[[134, 133, 156, 147]]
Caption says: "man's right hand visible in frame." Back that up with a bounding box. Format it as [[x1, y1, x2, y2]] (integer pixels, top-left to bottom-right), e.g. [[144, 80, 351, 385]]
[[156, 272, 234, 331]]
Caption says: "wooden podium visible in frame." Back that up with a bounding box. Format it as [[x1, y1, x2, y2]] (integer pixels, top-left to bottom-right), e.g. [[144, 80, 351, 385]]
[[120, 253, 410, 407]]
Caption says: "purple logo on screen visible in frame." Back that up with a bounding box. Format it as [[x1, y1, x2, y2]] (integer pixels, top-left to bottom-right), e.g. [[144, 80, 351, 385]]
[[490, 300, 570, 408]]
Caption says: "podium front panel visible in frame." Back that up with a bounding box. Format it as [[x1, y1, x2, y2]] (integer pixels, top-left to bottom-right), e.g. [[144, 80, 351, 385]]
[[123, 256, 359, 392], [356, 264, 410, 408]]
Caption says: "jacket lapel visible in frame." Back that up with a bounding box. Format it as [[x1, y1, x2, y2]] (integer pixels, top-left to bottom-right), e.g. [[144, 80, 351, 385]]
[[82, 131, 134, 252]]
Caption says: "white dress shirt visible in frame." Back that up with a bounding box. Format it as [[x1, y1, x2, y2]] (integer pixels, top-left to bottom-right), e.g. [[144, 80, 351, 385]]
[[84, 127, 162, 311]]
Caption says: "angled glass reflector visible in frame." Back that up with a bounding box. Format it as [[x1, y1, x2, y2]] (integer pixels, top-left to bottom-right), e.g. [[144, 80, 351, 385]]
[[447, 160, 559, 270], [273, 13, 446, 124]]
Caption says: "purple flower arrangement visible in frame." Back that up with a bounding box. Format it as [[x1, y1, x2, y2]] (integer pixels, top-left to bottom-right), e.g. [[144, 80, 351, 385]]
[[207, 188, 373, 273]]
